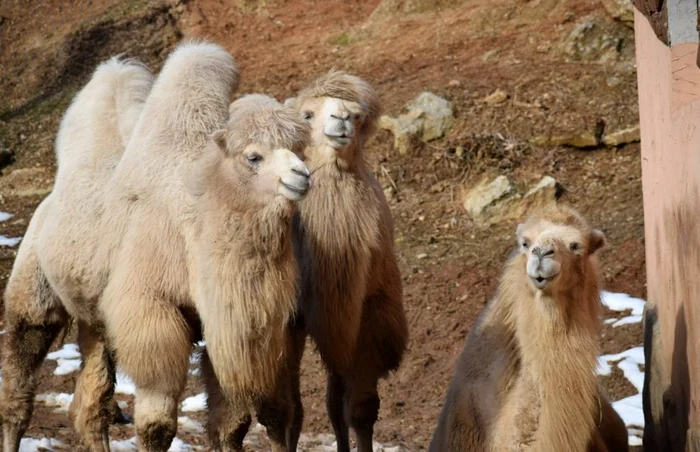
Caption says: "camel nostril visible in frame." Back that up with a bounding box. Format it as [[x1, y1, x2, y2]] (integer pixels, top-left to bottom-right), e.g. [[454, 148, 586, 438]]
[[533, 247, 554, 259]]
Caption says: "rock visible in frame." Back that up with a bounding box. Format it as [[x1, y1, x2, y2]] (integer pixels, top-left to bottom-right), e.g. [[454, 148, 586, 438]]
[[531, 132, 599, 148], [554, 132, 599, 148], [506, 176, 563, 221], [483, 89, 508, 105], [482, 48, 499, 62], [560, 18, 624, 62], [461, 175, 514, 221], [461, 175, 563, 225], [602, 124, 640, 147], [16, 187, 53, 198], [455, 145, 465, 157], [599, 0, 634, 27], [378, 115, 421, 155], [379, 92, 454, 154], [407, 92, 455, 141]]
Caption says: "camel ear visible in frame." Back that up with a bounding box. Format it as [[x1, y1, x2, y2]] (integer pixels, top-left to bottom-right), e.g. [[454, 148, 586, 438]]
[[211, 129, 227, 150], [516, 223, 526, 238], [283, 97, 296, 107], [588, 229, 606, 254]]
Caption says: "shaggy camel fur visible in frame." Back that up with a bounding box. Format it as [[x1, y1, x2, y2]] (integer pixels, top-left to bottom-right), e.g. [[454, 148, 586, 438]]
[[207, 71, 408, 452], [0, 56, 153, 452], [428, 205, 629, 452], [1, 42, 312, 452]]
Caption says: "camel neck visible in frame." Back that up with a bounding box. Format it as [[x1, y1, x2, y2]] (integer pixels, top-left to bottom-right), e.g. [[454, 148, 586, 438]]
[[307, 144, 364, 174]]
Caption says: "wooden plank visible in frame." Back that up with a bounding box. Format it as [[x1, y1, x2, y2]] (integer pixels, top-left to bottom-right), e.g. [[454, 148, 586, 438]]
[[636, 5, 700, 450]]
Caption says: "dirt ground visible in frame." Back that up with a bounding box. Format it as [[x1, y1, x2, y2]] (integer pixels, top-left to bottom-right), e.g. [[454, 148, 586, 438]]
[[0, 0, 645, 450]]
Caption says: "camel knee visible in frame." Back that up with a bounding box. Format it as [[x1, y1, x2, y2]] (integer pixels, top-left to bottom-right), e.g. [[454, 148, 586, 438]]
[[257, 398, 291, 445], [137, 421, 178, 452], [134, 389, 180, 451], [349, 394, 380, 431]]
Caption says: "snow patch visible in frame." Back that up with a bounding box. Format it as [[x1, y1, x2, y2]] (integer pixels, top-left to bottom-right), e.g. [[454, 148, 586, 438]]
[[110, 437, 200, 451], [115, 372, 136, 395], [613, 393, 644, 427], [46, 343, 82, 375], [598, 292, 647, 445], [611, 315, 642, 327], [19, 437, 64, 452], [36, 392, 74, 412], [597, 347, 644, 381], [0, 236, 22, 247], [46, 343, 81, 360], [0, 212, 13, 222], [178, 416, 204, 434], [600, 291, 645, 316], [181, 393, 207, 412]]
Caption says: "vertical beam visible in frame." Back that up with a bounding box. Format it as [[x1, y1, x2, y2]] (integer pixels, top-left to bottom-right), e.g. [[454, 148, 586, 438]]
[[635, 1, 700, 450]]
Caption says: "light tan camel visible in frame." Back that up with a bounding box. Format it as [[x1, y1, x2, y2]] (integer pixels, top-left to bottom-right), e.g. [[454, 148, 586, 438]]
[[0, 41, 312, 452], [428, 205, 629, 452], [0, 56, 154, 452], [204, 70, 409, 452]]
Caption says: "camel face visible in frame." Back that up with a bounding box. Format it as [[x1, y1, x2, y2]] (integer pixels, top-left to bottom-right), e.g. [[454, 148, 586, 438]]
[[517, 220, 593, 292], [297, 96, 366, 151], [238, 142, 311, 202]]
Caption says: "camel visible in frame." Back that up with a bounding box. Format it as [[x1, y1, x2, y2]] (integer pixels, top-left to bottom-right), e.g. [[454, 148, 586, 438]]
[[0, 56, 154, 452], [205, 70, 409, 452], [428, 205, 629, 452], [0, 41, 312, 452]]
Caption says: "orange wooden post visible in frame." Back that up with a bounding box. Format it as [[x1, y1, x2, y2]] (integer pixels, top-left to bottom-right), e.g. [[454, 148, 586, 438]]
[[635, 1, 700, 451]]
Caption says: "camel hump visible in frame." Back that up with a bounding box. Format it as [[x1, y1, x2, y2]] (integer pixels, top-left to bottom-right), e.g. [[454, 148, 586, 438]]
[[132, 40, 239, 151], [55, 56, 154, 168]]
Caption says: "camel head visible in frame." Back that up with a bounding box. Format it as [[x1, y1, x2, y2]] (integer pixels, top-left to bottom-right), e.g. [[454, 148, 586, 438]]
[[210, 94, 312, 204], [285, 70, 381, 164], [515, 205, 606, 294]]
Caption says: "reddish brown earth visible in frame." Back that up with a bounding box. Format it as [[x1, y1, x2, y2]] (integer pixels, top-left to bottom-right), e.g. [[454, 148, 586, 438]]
[[0, 0, 645, 450]]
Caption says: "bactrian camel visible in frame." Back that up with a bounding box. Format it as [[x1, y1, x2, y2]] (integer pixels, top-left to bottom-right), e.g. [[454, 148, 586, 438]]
[[429, 205, 629, 452], [204, 70, 409, 452], [0, 41, 312, 452]]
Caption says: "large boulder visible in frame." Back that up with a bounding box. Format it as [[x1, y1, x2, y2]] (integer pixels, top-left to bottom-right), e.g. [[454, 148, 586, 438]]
[[560, 18, 626, 62], [379, 92, 454, 154], [461, 175, 563, 225], [599, 0, 634, 27]]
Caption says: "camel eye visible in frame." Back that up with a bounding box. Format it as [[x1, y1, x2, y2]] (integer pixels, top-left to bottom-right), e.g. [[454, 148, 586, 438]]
[[303, 111, 314, 121], [246, 153, 263, 166], [570, 242, 581, 252], [521, 239, 530, 249]]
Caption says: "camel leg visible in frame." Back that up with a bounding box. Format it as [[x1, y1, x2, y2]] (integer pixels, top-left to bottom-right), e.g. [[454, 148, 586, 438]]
[[327, 371, 351, 452], [69, 322, 116, 452], [103, 289, 192, 452], [0, 263, 68, 452], [0, 315, 67, 452], [285, 326, 307, 450], [345, 373, 380, 452], [201, 349, 252, 451], [255, 323, 306, 452]]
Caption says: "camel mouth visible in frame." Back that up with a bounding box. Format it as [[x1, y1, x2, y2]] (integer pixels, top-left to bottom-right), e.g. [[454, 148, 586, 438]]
[[530, 275, 555, 290], [325, 134, 352, 146], [280, 181, 309, 200]]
